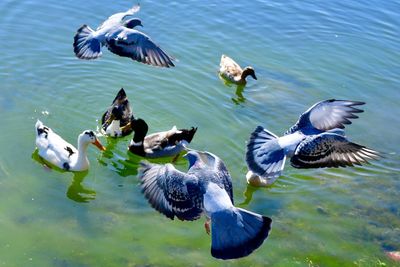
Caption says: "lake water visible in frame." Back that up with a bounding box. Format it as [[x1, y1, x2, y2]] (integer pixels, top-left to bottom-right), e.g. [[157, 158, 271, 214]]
[[0, 0, 399, 266]]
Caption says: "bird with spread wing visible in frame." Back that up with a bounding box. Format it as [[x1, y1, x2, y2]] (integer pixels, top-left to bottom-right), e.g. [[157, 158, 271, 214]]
[[246, 99, 380, 186], [73, 4, 175, 67], [138, 149, 272, 260]]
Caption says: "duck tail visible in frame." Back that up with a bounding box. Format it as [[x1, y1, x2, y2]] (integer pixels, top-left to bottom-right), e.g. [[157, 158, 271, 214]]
[[73, 25, 102, 59], [113, 88, 127, 103], [246, 126, 286, 179], [210, 207, 272, 260], [178, 127, 198, 143], [35, 119, 49, 138]]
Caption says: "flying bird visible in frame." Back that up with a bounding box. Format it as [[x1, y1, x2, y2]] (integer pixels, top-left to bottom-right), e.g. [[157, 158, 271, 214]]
[[138, 149, 272, 259], [73, 5, 175, 67], [246, 99, 380, 186]]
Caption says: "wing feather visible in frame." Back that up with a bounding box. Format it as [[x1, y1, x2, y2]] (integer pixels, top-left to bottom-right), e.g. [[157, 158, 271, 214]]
[[291, 133, 379, 168], [286, 99, 365, 134], [138, 161, 203, 221], [106, 28, 174, 67]]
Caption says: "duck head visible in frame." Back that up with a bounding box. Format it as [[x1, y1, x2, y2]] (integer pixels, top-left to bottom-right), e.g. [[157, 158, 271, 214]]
[[131, 118, 149, 143], [79, 130, 106, 151], [242, 67, 257, 81], [104, 105, 124, 126], [124, 18, 143, 29]]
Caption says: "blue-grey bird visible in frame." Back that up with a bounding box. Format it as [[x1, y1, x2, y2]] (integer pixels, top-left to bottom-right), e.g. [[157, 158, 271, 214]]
[[138, 149, 272, 260], [73, 5, 175, 67], [246, 99, 380, 186]]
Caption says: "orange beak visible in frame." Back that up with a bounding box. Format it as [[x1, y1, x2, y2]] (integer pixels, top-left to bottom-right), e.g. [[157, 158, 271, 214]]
[[92, 138, 106, 151]]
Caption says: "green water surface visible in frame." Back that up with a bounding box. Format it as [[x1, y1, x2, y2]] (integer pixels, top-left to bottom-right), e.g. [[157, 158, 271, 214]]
[[0, 0, 399, 266]]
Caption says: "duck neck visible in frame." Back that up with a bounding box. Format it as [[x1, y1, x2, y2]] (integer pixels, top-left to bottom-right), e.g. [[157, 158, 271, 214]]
[[240, 67, 253, 82], [74, 138, 90, 170], [129, 133, 146, 156]]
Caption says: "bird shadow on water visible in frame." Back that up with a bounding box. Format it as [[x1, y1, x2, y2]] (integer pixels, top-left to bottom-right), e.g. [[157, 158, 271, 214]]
[[31, 150, 96, 203]]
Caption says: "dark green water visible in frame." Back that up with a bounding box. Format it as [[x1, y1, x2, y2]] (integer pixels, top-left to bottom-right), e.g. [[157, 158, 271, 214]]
[[0, 0, 399, 266]]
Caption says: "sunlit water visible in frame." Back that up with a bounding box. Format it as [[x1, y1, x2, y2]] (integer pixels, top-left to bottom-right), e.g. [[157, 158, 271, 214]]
[[0, 0, 399, 266]]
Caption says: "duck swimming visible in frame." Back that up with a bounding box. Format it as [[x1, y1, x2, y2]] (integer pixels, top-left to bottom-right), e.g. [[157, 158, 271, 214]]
[[128, 118, 197, 158], [35, 120, 105, 171], [219, 54, 257, 85], [246, 99, 380, 186], [73, 5, 175, 67], [101, 88, 134, 137]]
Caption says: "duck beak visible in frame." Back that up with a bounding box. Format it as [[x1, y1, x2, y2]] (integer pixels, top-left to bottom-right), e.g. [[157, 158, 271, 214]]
[[252, 73, 257, 80], [92, 138, 106, 151], [104, 113, 116, 127], [120, 121, 133, 132]]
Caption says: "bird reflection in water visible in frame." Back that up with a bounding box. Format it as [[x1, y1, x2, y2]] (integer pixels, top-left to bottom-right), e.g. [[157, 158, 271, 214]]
[[31, 150, 96, 203], [66, 171, 96, 203], [239, 184, 260, 206], [231, 85, 246, 105], [218, 74, 246, 105]]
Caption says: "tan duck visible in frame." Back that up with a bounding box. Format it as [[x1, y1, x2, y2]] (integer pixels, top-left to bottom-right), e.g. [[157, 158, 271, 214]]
[[219, 55, 257, 85]]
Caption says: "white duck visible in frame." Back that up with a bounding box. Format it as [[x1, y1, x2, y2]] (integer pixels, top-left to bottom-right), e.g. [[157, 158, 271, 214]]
[[35, 120, 105, 171], [219, 55, 257, 85]]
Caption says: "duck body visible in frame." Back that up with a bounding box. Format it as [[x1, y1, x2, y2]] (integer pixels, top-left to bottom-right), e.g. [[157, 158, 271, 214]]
[[128, 118, 197, 158], [73, 5, 175, 67], [101, 88, 134, 137], [246, 100, 380, 186], [219, 54, 257, 85], [35, 120, 105, 171], [138, 149, 272, 259]]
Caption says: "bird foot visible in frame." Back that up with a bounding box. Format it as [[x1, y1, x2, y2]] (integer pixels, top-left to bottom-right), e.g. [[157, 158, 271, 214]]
[[204, 219, 211, 235]]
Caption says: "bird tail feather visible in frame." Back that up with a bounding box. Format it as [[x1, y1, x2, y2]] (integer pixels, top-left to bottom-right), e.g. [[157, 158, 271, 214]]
[[246, 126, 286, 179], [210, 207, 272, 260], [73, 25, 102, 59], [35, 119, 44, 137]]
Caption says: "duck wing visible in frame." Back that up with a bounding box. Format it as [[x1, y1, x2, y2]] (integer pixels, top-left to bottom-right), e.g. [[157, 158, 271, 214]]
[[291, 133, 379, 168], [102, 88, 133, 126], [35, 121, 77, 167], [106, 28, 174, 67], [138, 161, 204, 221], [285, 99, 365, 135]]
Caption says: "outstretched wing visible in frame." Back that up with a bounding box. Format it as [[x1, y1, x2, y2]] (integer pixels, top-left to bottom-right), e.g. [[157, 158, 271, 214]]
[[98, 4, 140, 30], [286, 99, 365, 134], [106, 28, 175, 67], [291, 133, 379, 168], [138, 161, 203, 221]]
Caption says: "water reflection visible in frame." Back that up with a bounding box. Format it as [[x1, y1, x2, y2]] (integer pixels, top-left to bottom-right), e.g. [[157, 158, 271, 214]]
[[239, 184, 261, 206], [231, 85, 246, 105], [218, 74, 246, 105], [31, 150, 96, 203], [66, 171, 96, 203]]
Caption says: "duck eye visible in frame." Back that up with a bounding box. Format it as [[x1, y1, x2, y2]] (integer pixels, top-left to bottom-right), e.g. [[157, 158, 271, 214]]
[[85, 131, 95, 137]]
